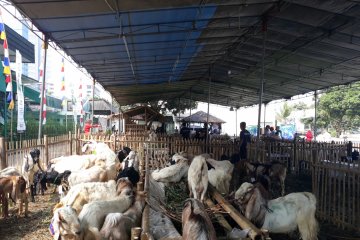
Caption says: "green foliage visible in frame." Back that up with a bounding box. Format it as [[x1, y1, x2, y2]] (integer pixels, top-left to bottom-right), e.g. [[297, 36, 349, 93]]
[[317, 83, 360, 137], [0, 111, 75, 141], [275, 102, 293, 124]]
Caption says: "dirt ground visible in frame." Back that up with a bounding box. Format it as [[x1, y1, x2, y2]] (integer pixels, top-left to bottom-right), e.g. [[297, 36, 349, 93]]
[[0, 177, 359, 240], [0, 191, 59, 240]]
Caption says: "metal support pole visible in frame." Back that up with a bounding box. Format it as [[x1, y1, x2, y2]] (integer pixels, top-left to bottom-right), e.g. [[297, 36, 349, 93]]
[[255, 19, 267, 161], [38, 38, 48, 141], [110, 97, 113, 131], [189, 89, 192, 122], [91, 79, 95, 134], [314, 90, 317, 141], [263, 103, 267, 130], [206, 67, 211, 150], [235, 108, 238, 137]]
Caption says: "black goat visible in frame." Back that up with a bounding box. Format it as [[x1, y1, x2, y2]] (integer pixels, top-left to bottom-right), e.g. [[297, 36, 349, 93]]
[[34, 170, 71, 195], [117, 147, 132, 163]]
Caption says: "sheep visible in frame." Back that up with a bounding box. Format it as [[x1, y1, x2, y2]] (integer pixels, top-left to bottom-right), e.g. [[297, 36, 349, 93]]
[[0, 176, 28, 217], [79, 179, 134, 240], [206, 158, 234, 195], [149, 208, 182, 240], [188, 155, 208, 201], [0, 167, 21, 177], [50, 205, 81, 240], [151, 157, 189, 183], [245, 161, 287, 196], [182, 198, 216, 240], [22, 148, 43, 202], [234, 182, 318, 240], [54, 178, 132, 214], [100, 192, 145, 240]]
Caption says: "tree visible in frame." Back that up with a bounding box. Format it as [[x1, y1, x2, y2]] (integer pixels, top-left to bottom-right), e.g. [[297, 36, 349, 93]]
[[317, 83, 360, 137], [275, 102, 293, 124]]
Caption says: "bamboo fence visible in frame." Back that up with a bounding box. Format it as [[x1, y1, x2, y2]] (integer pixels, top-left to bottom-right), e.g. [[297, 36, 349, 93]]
[[0, 132, 359, 231]]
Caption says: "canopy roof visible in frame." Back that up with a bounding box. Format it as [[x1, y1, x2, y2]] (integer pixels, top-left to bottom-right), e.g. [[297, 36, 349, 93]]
[[10, 0, 360, 107], [182, 110, 225, 123]]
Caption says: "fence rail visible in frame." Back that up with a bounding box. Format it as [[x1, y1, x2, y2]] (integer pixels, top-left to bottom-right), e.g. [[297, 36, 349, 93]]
[[0, 133, 359, 231]]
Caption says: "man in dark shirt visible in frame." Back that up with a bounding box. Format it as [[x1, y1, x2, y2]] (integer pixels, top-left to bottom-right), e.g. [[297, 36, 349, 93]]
[[239, 121, 251, 161]]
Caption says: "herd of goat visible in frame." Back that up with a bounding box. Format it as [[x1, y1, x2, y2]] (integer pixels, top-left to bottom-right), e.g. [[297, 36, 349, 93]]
[[0, 140, 319, 240]]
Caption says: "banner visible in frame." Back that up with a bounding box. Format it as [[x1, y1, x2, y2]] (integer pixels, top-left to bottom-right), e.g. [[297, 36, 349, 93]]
[[16, 50, 26, 132]]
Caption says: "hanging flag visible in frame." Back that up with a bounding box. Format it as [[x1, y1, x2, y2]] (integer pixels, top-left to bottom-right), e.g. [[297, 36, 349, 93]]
[[0, 16, 14, 110], [42, 94, 47, 125], [38, 42, 46, 125], [16, 50, 26, 132]]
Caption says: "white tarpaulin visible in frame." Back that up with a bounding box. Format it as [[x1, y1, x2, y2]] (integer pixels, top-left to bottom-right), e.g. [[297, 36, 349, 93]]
[[16, 50, 26, 132]]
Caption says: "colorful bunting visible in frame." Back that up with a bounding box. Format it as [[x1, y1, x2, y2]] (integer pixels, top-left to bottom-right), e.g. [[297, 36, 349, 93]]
[[0, 14, 14, 110], [60, 58, 66, 107]]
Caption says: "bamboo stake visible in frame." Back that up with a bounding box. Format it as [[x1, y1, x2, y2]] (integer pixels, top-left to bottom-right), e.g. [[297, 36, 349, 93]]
[[209, 185, 269, 240], [205, 198, 232, 232]]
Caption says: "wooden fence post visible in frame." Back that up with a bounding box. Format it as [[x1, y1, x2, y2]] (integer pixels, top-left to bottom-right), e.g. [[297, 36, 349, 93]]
[[44, 135, 49, 166], [0, 137, 6, 170], [69, 131, 73, 155]]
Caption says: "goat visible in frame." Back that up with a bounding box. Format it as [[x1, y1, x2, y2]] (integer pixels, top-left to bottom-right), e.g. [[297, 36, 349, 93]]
[[188, 155, 208, 201], [182, 198, 216, 240], [54, 178, 132, 214], [151, 158, 189, 183], [206, 158, 234, 195], [116, 151, 140, 186], [50, 205, 81, 240], [100, 192, 145, 240], [117, 147, 132, 162], [22, 148, 43, 202], [234, 182, 318, 240], [245, 161, 287, 196], [0, 167, 21, 177], [79, 179, 134, 240], [50, 142, 116, 173], [0, 176, 28, 217], [68, 165, 108, 188], [34, 170, 71, 195], [149, 208, 182, 240]]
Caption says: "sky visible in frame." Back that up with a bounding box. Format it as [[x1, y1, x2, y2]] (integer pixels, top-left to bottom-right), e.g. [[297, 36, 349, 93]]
[[187, 93, 315, 136]]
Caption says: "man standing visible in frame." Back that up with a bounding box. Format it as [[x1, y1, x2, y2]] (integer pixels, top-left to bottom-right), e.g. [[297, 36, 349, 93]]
[[239, 122, 251, 161]]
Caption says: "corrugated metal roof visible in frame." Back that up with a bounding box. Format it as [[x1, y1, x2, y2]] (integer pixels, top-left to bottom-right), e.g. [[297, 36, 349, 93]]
[[9, 0, 360, 107]]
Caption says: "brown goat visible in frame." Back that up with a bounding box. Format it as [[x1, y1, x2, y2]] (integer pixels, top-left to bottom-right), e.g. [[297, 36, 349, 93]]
[[245, 161, 287, 196], [182, 198, 216, 240], [0, 176, 28, 217]]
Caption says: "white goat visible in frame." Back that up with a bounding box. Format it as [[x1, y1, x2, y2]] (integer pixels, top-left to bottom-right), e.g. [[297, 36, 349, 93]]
[[54, 179, 129, 214], [68, 165, 108, 187], [22, 149, 43, 202], [188, 155, 208, 201], [100, 193, 145, 240], [206, 158, 234, 195], [0, 167, 21, 177], [50, 206, 81, 240], [182, 198, 216, 240], [149, 208, 182, 240], [79, 190, 134, 239], [151, 158, 189, 183], [50, 142, 116, 173], [121, 151, 139, 172], [235, 182, 318, 240]]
